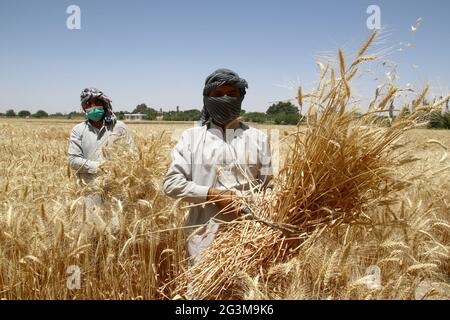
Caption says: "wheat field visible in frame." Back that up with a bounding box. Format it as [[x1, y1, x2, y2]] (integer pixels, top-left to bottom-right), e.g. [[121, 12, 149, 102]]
[[0, 116, 448, 300], [1, 36, 449, 299]]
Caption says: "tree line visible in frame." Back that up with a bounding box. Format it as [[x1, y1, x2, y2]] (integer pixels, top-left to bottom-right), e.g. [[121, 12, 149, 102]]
[[3, 100, 448, 128], [128, 101, 302, 125], [0, 101, 302, 125]]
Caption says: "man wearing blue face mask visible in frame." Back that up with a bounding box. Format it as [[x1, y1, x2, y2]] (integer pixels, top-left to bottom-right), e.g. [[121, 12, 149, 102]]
[[68, 87, 135, 234], [163, 69, 273, 263]]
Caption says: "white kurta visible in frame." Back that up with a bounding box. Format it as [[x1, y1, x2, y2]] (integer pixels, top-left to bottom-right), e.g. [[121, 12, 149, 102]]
[[68, 119, 135, 184], [163, 120, 273, 258], [68, 119, 135, 235]]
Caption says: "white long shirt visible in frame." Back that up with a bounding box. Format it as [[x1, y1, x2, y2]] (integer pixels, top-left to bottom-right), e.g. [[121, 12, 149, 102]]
[[163, 120, 273, 235]]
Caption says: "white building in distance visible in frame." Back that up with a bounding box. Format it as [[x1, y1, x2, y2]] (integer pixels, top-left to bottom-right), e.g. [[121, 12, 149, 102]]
[[124, 113, 146, 121]]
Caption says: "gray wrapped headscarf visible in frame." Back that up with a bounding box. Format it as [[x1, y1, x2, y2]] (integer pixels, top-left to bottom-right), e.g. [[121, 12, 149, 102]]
[[200, 68, 248, 126], [80, 87, 116, 123]]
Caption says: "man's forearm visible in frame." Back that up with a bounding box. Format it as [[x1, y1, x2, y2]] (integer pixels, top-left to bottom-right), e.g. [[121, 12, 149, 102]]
[[68, 156, 100, 174], [163, 175, 209, 203]]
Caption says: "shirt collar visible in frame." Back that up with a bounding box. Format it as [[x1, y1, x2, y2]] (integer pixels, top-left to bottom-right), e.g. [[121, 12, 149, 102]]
[[209, 118, 242, 131], [86, 119, 106, 133]]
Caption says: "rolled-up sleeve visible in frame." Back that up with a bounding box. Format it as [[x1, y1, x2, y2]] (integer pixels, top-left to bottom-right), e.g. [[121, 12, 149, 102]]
[[163, 131, 209, 203], [67, 127, 100, 174]]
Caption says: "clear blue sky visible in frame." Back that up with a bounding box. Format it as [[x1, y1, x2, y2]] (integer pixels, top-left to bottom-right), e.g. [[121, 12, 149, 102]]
[[0, 0, 449, 114]]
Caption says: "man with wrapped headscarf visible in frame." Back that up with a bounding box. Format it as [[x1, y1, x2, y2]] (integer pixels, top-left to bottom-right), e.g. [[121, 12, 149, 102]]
[[163, 69, 273, 263], [68, 87, 135, 234]]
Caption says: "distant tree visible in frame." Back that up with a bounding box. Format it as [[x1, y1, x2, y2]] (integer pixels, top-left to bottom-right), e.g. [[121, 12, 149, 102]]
[[145, 112, 157, 120], [183, 109, 201, 121], [163, 109, 201, 121], [132, 103, 157, 120], [132, 103, 149, 114], [32, 110, 49, 118], [67, 111, 84, 120], [6, 109, 16, 117], [51, 112, 64, 118], [266, 101, 298, 116], [273, 113, 299, 125], [133, 103, 157, 115], [162, 111, 176, 121], [147, 108, 158, 118], [18, 110, 31, 117], [428, 111, 450, 129], [242, 112, 268, 123], [114, 110, 131, 120]]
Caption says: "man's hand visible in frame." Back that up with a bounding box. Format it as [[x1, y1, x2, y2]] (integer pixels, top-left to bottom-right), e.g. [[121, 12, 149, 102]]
[[97, 160, 109, 174], [207, 188, 241, 216]]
